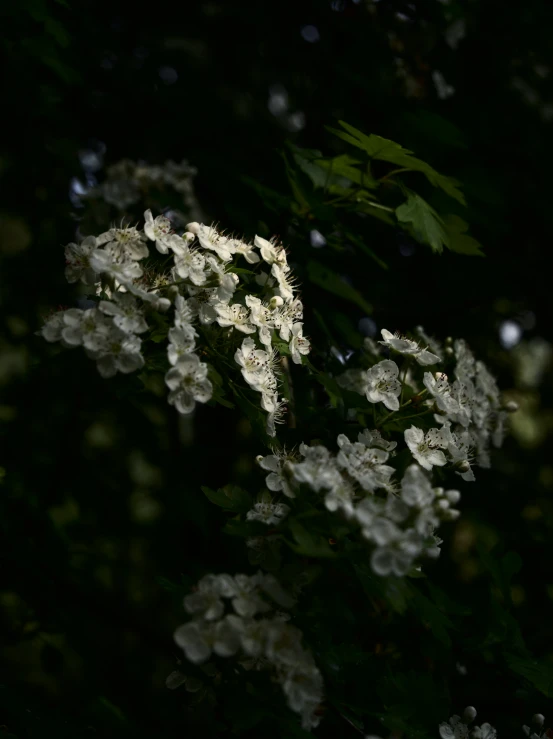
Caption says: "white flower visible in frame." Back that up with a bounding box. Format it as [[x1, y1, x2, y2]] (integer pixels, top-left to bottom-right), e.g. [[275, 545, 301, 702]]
[[219, 574, 270, 618], [94, 327, 145, 378], [472, 724, 497, 739], [365, 359, 401, 410], [404, 425, 448, 470], [245, 295, 275, 347], [183, 574, 226, 621], [234, 337, 271, 385], [167, 326, 197, 365], [64, 235, 99, 284], [357, 428, 397, 452], [254, 234, 288, 268], [143, 209, 174, 253], [401, 464, 435, 507], [165, 353, 213, 414], [196, 224, 235, 261], [90, 248, 143, 283], [257, 453, 296, 498], [97, 225, 149, 261], [324, 478, 355, 516], [61, 308, 112, 353], [423, 371, 459, 414], [204, 256, 239, 302], [273, 299, 303, 341], [290, 444, 342, 492], [41, 310, 68, 343], [246, 499, 290, 526], [454, 338, 476, 381], [173, 245, 206, 286], [439, 714, 470, 739], [265, 395, 288, 437], [272, 263, 296, 301], [370, 545, 413, 577], [281, 663, 324, 729], [122, 282, 171, 312], [380, 328, 440, 365], [215, 303, 256, 333], [174, 615, 242, 664], [230, 237, 260, 264], [174, 294, 196, 329], [336, 434, 394, 492], [289, 323, 310, 365], [99, 293, 148, 334]]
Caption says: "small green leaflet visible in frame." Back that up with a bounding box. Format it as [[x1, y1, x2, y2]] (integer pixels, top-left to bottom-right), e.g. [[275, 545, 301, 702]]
[[201, 485, 252, 513], [327, 120, 466, 205], [307, 259, 373, 314], [506, 653, 553, 698], [396, 193, 448, 254], [443, 214, 485, 256], [287, 518, 336, 558]]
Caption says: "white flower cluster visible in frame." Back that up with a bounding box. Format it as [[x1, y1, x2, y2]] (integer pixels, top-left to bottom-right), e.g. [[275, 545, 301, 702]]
[[86, 157, 202, 220], [338, 328, 511, 482], [255, 430, 461, 577], [41, 212, 310, 434], [439, 707, 549, 739], [174, 572, 323, 730]]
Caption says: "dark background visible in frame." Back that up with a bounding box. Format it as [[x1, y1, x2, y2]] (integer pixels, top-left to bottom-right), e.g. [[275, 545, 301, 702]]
[[1, 1, 552, 737]]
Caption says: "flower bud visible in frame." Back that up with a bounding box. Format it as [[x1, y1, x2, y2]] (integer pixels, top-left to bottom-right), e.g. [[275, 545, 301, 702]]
[[445, 489, 461, 505], [186, 221, 200, 234], [255, 455, 264, 464], [445, 346, 454, 355], [457, 460, 471, 473], [435, 371, 448, 382], [504, 400, 519, 413], [463, 706, 477, 724], [269, 295, 284, 309], [533, 715, 545, 728], [183, 231, 196, 242]]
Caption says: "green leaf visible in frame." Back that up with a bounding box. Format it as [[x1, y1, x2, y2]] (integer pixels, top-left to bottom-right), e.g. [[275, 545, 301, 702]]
[[241, 175, 292, 214], [201, 485, 252, 513], [442, 214, 485, 256], [307, 259, 372, 313], [287, 518, 336, 558], [314, 154, 378, 189], [315, 373, 343, 408], [505, 653, 553, 698], [396, 193, 448, 254], [328, 121, 466, 204], [345, 230, 388, 270]]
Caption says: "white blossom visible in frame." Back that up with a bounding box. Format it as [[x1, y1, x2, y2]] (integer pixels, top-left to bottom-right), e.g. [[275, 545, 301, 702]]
[[93, 327, 145, 378], [99, 293, 148, 334], [143, 209, 174, 253], [245, 295, 275, 347], [289, 323, 310, 365], [97, 225, 149, 261], [254, 234, 289, 268], [215, 303, 256, 333], [404, 425, 448, 470], [365, 359, 402, 410], [246, 498, 290, 526], [257, 452, 296, 498], [380, 328, 440, 365], [90, 248, 143, 283], [64, 235, 99, 284], [272, 263, 296, 301], [195, 223, 235, 261], [173, 245, 206, 285], [167, 326, 197, 365], [165, 353, 213, 414], [229, 237, 260, 264]]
